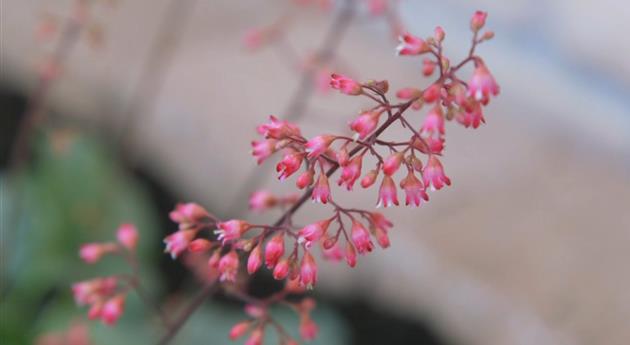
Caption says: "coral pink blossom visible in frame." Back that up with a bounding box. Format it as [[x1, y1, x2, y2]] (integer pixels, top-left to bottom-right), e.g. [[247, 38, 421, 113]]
[[229, 321, 251, 340], [321, 241, 344, 261], [299, 316, 319, 341], [361, 169, 378, 188], [87, 301, 103, 320], [101, 295, 125, 326], [468, 61, 499, 105], [422, 58, 436, 76], [299, 251, 318, 288], [400, 170, 429, 207], [305, 135, 334, 159], [412, 136, 444, 155], [337, 155, 362, 190], [169, 202, 209, 227], [470, 11, 488, 31], [351, 220, 374, 254], [164, 230, 196, 259], [330, 73, 362, 95], [457, 102, 486, 128], [249, 190, 277, 212], [311, 173, 331, 204], [422, 83, 442, 103], [188, 238, 212, 252], [116, 224, 138, 250], [257, 115, 301, 140], [207, 251, 221, 269], [434, 26, 445, 42], [72, 277, 117, 306], [79, 243, 116, 264], [276, 151, 304, 180], [218, 251, 240, 282], [247, 244, 263, 274], [349, 110, 380, 139], [421, 106, 445, 136], [422, 156, 451, 190], [215, 220, 250, 244], [369, 212, 393, 232], [245, 328, 264, 345], [251, 139, 276, 164], [396, 87, 422, 101], [382, 152, 404, 176], [377, 175, 399, 208], [273, 258, 290, 280], [346, 242, 357, 267], [296, 170, 314, 189], [298, 219, 331, 248], [396, 33, 429, 56], [265, 233, 285, 268], [373, 226, 391, 248]]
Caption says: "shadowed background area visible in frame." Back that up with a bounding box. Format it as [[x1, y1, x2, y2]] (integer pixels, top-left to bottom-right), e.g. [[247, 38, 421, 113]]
[[1, 0, 629, 344]]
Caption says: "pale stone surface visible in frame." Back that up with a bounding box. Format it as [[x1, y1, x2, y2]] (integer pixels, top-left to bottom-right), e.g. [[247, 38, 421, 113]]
[[3, 0, 630, 344]]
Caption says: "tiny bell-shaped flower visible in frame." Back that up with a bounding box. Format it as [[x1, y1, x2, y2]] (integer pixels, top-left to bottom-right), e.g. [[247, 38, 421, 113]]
[[188, 238, 212, 252], [330, 73, 362, 95], [434, 26, 445, 42], [169, 202, 209, 227], [249, 190, 278, 212], [245, 244, 262, 274], [251, 139, 277, 165], [351, 220, 374, 254], [215, 220, 250, 244], [422, 59, 436, 77], [373, 225, 391, 249], [299, 315, 319, 341], [218, 251, 240, 282], [468, 60, 499, 105], [370, 212, 393, 233], [422, 83, 442, 103], [298, 218, 332, 248], [79, 243, 117, 264], [311, 173, 331, 204], [337, 155, 362, 190], [299, 251, 318, 288], [229, 321, 251, 340], [360, 169, 378, 189], [377, 175, 399, 207], [296, 169, 314, 189], [470, 11, 488, 32], [396, 33, 429, 56], [400, 170, 429, 207], [116, 224, 138, 251], [245, 327, 264, 345], [305, 135, 334, 159], [100, 294, 125, 326], [422, 156, 451, 190], [382, 152, 404, 176], [421, 106, 445, 136], [257, 115, 302, 140], [457, 102, 486, 128], [346, 242, 357, 267], [276, 151, 304, 181], [350, 110, 381, 140], [273, 257, 290, 280], [265, 233, 285, 268]]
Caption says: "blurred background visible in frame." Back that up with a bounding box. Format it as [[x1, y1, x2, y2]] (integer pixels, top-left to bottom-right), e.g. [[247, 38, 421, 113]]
[[1, 0, 629, 344]]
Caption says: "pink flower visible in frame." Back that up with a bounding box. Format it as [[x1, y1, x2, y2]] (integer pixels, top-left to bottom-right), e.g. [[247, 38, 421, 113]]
[[311, 173, 331, 204], [299, 251, 318, 288], [249, 190, 278, 212], [421, 106, 445, 136], [276, 151, 304, 180], [164, 230, 196, 259], [305, 135, 334, 159], [188, 238, 212, 252], [299, 315, 319, 341], [400, 170, 429, 207], [396, 33, 429, 56], [265, 233, 285, 268], [72, 277, 117, 306], [422, 84, 442, 103], [100, 295, 125, 326], [257, 115, 302, 140], [215, 220, 250, 244], [373, 226, 390, 248], [247, 244, 262, 274], [382, 152, 404, 176], [349, 110, 380, 139], [468, 61, 499, 105], [251, 139, 276, 164], [273, 258, 290, 280], [229, 321, 251, 340], [218, 251, 240, 282], [369, 212, 393, 232], [169, 203, 209, 227], [422, 156, 451, 190], [361, 169, 378, 188], [298, 219, 331, 248], [422, 59, 436, 76], [351, 220, 374, 254], [457, 102, 486, 128], [346, 242, 357, 267], [336, 146, 349, 166], [396, 87, 422, 100], [296, 170, 315, 189], [330, 73, 362, 95], [321, 242, 344, 262], [434, 26, 445, 42], [411, 136, 444, 155], [337, 156, 362, 190], [377, 175, 399, 208], [245, 328, 264, 345], [470, 11, 488, 32], [79, 243, 116, 264], [116, 224, 138, 250]]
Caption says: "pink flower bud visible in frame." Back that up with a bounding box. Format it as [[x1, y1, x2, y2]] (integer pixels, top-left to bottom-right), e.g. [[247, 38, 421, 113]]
[[257, 115, 302, 140], [422, 59, 436, 77], [245, 304, 265, 318], [361, 169, 378, 188], [421, 106, 445, 136], [470, 11, 488, 32], [229, 321, 251, 340], [215, 220, 250, 244], [218, 251, 239, 282], [351, 220, 374, 254], [336, 146, 349, 166], [249, 190, 278, 212], [330, 73, 362, 95], [298, 219, 332, 248], [245, 327, 264, 345], [422, 84, 442, 103], [373, 225, 391, 249], [377, 175, 399, 208], [337, 155, 362, 190], [101, 295, 125, 326], [382, 152, 404, 176], [346, 242, 357, 267], [169, 202, 209, 227], [369, 212, 393, 232], [296, 170, 314, 189], [350, 111, 380, 140], [188, 238, 212, 252], [273, 258, 290, 280], [265, 234, 285, 268], [396, 33, 429, 56], [400, 170, 429, 207], [457, 102, 486, 128], [305, 135, 334, 159], [247, 244, 263, 274], [208, 250, 221, 269], [79, 243, 116, 264], [116, 224, 138, 250], [251, 139, 277, 165], [299, 251, 318, 288], [468, 60, 499, 105], [396, 87, 422, 100], [299, 315, 319, 341], [422, 156, 451, 190], [88, 301, 103, 320], [321, 241, 344, 261], [276, 151, 304, 180], [311, 173, 331, 204], [434, 26, 445, 42]]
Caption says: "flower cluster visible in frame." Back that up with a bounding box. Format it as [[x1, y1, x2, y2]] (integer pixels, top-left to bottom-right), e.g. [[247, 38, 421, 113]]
[[72, 224, 139, 325]]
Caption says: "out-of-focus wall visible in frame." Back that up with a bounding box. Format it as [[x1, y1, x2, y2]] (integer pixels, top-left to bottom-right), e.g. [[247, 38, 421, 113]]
[[3, 1, 630, 344]]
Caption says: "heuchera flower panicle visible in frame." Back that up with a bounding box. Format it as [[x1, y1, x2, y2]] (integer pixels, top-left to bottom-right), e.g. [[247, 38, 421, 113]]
[[73, 9, 500, 345]]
